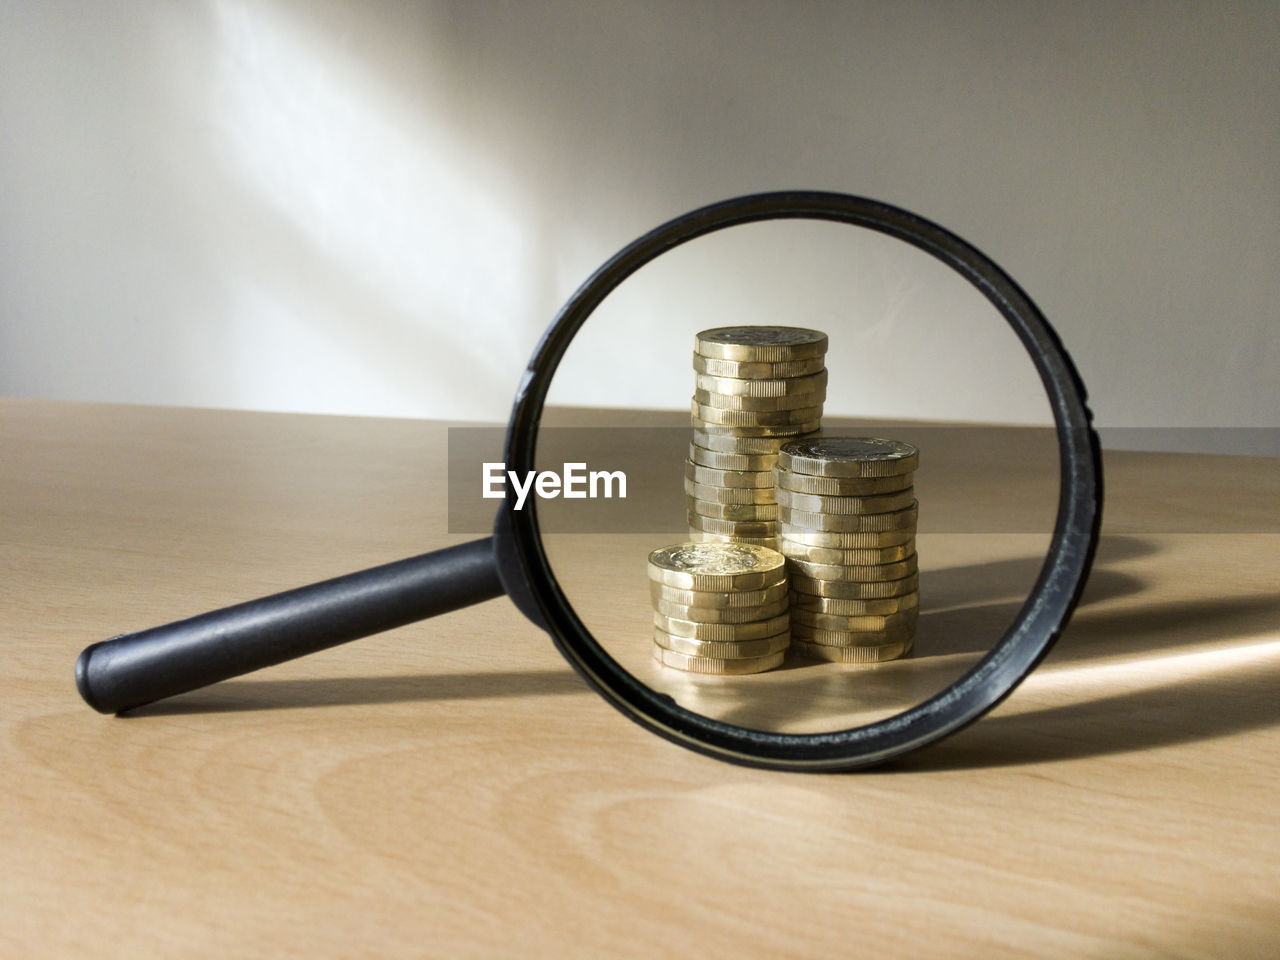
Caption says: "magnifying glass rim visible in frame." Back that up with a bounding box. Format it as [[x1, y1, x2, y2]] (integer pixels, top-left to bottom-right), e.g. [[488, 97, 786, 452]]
[[502, 190, 1103, 771]]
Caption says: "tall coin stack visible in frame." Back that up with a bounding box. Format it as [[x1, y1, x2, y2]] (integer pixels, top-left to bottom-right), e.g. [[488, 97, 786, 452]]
[[648, 542, 790, 674], [686, 326, 829, 549], [774, 437, 921, 663]]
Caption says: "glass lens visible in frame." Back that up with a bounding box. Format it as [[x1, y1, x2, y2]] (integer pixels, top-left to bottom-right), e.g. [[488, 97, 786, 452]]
[[520, 218, 1059, 735]]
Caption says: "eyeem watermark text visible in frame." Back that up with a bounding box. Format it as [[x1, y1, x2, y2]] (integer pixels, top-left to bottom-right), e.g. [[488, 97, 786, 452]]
[[482, 462, 627, 511]]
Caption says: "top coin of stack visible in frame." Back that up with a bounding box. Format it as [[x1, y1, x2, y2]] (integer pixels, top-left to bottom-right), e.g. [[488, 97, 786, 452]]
[[686, 326, 829, 549], [647, 541, 790, 674], [775, 437, 921, 664]]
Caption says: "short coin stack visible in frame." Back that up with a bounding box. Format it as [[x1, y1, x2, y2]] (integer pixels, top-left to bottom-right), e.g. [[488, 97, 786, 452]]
[[686, 326, 829, 549], [775, 437, 920, 663], [647, 542, 790, 674]]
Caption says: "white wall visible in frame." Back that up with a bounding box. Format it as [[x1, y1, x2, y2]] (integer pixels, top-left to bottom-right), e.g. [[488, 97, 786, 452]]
[[2, 1, 1276, 431]]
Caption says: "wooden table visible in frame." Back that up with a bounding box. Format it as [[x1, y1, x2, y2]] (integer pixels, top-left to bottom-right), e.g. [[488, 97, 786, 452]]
[[3, 398, 1277, 958]]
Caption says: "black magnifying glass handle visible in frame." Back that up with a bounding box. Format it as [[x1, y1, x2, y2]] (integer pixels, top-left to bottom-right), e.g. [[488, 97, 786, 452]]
[[74, 537, 504, 714]]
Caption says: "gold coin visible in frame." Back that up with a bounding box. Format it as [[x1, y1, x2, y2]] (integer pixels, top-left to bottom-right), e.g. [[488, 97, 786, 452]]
[[687, 530, 781, 550], [779, 538, 915, 565], [774, 487, 916, 515], [778, 502, 918, 532], [687, 496, 780, 522], [695, 369, 828, 398], [790, 637, 912, 663], [692, 400, 824, 427], [778, 437, 919, 477], [693, 419, 822, 437], [687, 514, 781, 538], [790, 606, 918, 633], [647, 542, 786, 591], [685, 458, 776, 487], [694, 326, 828, 363], [651, 579, 790, 609], [694, 388, 828, 413], [653, 628, 791, 659], [774, 469, 913, 496], [689, 444, 781, 471], [654, 596, 790, 623], [778, 525, 916, 548], [791, 621, 916, 646], [692, 353, 826, 379], [786, 553, 918, 582], [654, 611, 791, 641], [789, 590, 919, 616], [684, 478, 777, 504], [653, 646, 786, 674], [692, 430, 797, 455], [789, 571, 920, 599]]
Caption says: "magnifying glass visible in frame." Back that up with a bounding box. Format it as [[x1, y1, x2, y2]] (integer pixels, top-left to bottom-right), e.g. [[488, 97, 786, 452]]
[[74, 191, 1103, 771]]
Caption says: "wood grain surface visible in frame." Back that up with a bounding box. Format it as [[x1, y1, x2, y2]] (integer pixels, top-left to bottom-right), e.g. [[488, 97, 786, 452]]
[[2, 399, 1277, 958]]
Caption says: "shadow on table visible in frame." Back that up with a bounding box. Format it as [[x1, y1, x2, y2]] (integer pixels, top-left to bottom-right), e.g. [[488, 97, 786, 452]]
[[909, 534, 1153, 658], [893, 587, 1280, 772], [695, 535, 1280, 753], [126, 668, 586, 716]]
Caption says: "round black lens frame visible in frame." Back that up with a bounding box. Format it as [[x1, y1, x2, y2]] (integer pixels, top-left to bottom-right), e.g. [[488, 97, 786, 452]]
[[502, 191, 1103, 771]]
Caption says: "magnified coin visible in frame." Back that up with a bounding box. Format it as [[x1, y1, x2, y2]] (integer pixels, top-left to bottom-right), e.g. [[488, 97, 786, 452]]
[[648, 580, 790, 609], [646, 542, 787, 592], [685, 460, 778, 487], [687, 515, 781, 538], [693, 401, 825, 427], [777, 526, 916, 547], [778, 539, 915, 565], [694, 326, 829, 362], [774, 487, 917, 515], [774, 471, 913, 496], [695, 369, 828, 397], [789, 571, 920, 599], [692, 431, 801, 455], [693, 389, 828, 412], [790, 607, 919, 633], [779, 437, 920, 477], [653, 596, 790, 623], [653, 630, 792, 659], [694, 421, 823, 437], [790, 638, 913, 664], [785, 554, 919, 582], [654, 611, 791, 641], [652, 647, 787, 675], [778, 502, 919, 532], [788, 592, 920, 616], [692, 354, 826, 379]]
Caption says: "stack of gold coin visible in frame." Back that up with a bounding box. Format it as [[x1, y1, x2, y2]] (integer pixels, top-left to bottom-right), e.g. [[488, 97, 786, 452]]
[[774, 437, 920, 663], [686, 326, 828, 549], [647, 542, 790, 674]]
